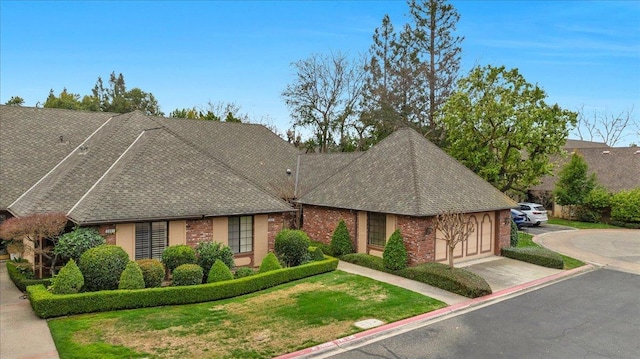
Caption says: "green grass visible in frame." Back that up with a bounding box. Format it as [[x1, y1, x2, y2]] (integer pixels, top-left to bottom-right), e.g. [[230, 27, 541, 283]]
[[548, 217, 622, 229], [48, 271, 445, 359], [516, 232, 585, 270]]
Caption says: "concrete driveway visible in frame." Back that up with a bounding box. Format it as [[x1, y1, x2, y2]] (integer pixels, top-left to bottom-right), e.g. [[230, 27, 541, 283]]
[[535, 229, 640, 274]]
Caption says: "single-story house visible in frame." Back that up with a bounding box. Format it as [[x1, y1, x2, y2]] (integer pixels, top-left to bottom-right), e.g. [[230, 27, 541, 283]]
[[1, 105, 516, 270], [528, 140, 640, 217]]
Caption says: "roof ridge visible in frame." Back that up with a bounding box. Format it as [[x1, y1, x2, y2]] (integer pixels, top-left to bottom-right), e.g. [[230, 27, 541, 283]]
[[407, 132, 423, 216]]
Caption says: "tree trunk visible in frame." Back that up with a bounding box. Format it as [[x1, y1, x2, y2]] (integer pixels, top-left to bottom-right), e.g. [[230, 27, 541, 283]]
[[448, 245, 454, 269]]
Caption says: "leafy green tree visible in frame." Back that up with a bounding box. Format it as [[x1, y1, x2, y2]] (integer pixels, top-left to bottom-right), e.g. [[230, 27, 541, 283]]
[[554, 152, 597, 218], [611, 188, 640, 224], [170, 101, 247, 122], [5, 96, 24, 106], [442, 65, 577, 194], [91, 72, 163, 116], [44, 88, 83, 110]]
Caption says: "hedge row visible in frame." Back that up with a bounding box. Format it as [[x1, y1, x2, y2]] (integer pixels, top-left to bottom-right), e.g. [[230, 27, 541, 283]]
[[27, 256, 338, 318], [6, 261, 51, 292], [340, 253, 491, 298], [501, 247, 564, 269]]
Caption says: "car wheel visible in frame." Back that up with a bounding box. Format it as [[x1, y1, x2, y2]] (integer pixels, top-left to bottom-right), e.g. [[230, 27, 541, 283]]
[[533, 222, 541, 227]]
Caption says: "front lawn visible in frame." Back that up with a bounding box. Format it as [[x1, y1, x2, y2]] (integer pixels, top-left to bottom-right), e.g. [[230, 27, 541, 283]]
[[547, 217, 622, 229], [517, 232, 585, 270], [48, 271, 445, 359]]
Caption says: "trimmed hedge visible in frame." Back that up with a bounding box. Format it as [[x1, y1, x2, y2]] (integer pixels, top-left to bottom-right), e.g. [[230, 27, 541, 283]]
[[50, 259, 84, 294], [6, 261, 51, 292], [172, 264, 203, 286], [397, 263, 492, 298], [259, 252, 283, 273], [383, 229, 408, 271], [309, 246, 325, 261], [207, 259, 233, 283], [136, 259, 165, 288], [79, 245, 129, 291], [28, 256, 339, 318], [118, 262, 145, 290], [330, 220, 354, 256], [162, 245, 196, 274], [340, 253, 491, 298], [234, 267, 255, 279], [310, 241, 334, 257], [274, 229, 311, 267], [501, 247, 564, 269]]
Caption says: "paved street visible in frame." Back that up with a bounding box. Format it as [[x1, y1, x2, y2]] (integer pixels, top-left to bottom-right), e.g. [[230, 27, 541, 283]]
[[331, 268, 640, 359]]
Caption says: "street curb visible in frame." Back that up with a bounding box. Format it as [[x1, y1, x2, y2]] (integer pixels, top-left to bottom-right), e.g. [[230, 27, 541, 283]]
[[275, 264, 595, 359]]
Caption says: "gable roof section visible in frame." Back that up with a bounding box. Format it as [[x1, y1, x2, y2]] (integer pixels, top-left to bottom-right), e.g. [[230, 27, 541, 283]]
[[67, 127, 292, 225], [8, 111, 162, 217], [154, 117, 300, 196], [0, 106, 113, 210], [297, 152, 364, 197], [299, 127, 516, 216]]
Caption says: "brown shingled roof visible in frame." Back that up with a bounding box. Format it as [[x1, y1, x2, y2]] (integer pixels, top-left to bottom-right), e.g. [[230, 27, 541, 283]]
[[298, 127, 516, 216]]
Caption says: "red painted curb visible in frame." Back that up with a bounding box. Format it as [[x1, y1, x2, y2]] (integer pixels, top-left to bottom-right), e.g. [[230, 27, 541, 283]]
[[274, 264, 593, 359]]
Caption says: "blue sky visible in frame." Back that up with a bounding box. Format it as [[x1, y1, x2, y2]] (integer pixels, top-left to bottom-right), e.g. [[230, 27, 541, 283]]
[[2, 1, 639, 145]]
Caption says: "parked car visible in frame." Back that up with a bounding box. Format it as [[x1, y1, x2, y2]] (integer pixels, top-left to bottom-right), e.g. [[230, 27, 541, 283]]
[[510, 209, 528, 229], [518, 202, 549, 226]]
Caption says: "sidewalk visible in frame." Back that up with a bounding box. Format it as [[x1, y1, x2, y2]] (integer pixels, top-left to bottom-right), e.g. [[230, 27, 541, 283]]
[[0, 261, 59, 359]]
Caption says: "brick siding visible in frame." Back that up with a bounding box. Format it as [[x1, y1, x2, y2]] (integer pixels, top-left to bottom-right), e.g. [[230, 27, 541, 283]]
[[396, 215, 436, 266], [496, 209, 511, 253], [186, 218, 213, 248], [97, 224, 116, 245], [267, 213, 285, 252], [302, 205, 357, 247]]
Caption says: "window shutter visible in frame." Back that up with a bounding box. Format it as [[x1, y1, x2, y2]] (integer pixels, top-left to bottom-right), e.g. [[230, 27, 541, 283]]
[[135, 223, 151, 260], [151, 222, 167, 260]]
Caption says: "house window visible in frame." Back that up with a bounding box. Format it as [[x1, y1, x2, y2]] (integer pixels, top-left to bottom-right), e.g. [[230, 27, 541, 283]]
[[135, 222, 168, 260], [228, 216, 253, 254], [367, 212, 386, 247]]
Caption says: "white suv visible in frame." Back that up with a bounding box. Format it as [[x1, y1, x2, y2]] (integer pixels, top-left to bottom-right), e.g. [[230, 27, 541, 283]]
[[518, 202, 549, 226]]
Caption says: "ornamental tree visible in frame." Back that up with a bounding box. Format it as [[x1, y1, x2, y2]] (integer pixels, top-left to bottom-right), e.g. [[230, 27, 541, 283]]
[[434, 211, 475, 269]]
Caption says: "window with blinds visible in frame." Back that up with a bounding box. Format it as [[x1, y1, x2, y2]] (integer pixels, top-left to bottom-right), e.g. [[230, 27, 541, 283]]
[[135, 222, 168, 260], [228, 216, 253, 254], [367, 212, 386, 247]]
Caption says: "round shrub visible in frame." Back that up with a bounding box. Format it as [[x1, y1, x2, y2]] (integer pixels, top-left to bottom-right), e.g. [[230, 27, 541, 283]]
[[234, 267, 255, 279], [309, 246, 325, 261], [162, 245, 196, 274], [196, 242, 235, 283], [50, 259, 84, 294], [172, 264, 203, 286], [79, 245, 129, 291], [54, 227, 105, 262], [383, 229, 408, 271], [274, 229, 311, 267], [136, 259, 165, 288], [118, 261, 145, 290], [207, 259, 234, 283], [259, 252, 283, 273], [510, 220, 519, 247], [330, 220, 354, 256]]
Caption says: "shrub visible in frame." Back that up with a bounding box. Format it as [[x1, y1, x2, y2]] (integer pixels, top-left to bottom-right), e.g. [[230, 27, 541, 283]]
[[5, 261, 51, 292], [28, 257, 339, 318], [49, 259, 84, 294], [577, 186, 612, 223], [79, 245, 129, 291], [309, 246, 325, 261], [172, 264, 203, 286], [118, 261, 145, 290], [234, 267, 255, 279], [259, 252, 282, 273], [136, 259, 165, 288], [196, 242, 234, 283], [274, 229, 311, 267], [340, 253, 491, 298], [330, 220, 354, 256], [383, 230, 408, 270], [501, 247, 564, 269], [310, 240, 334, 257], [54, 227, 105, 263], [397, 263, 492, 298], [611, 188, 640, 224], [162, 245, 196, 274], [510, 220, 519, 247], [207, 259, 234, 283]]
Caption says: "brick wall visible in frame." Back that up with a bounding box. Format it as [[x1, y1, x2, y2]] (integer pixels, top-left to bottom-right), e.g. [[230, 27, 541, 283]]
[[396, 215, 436, 266], [186, 218, 213, 248], [97, 224, 116, 245], [267, 213, 285, 252], [302, 205, 357, 246], [496, 209, 511, 254]]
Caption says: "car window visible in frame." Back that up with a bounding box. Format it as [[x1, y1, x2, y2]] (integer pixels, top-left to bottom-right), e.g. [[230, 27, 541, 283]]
[[534, 206, 545, 211], [520, 205, 531, 210]]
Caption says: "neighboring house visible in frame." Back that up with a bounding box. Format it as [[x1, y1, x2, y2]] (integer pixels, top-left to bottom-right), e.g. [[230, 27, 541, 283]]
[[1, 105, 516, 269], [297, 128, 516, 266], [529, 140, 640, 217]]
